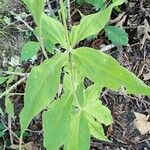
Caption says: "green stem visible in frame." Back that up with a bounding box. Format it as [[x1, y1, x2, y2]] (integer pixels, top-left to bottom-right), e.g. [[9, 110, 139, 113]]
[[60, 0, 70, 46], [69, 53, 81, 110], [60, 0, 80, 109], [39, 30, 48, 59], [19, 134, 23, 150]]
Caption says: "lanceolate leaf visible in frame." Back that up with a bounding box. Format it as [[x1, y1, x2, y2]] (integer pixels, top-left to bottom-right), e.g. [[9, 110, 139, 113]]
[[72, 83, 112, 125], [41, 13, 68, 48], [65, 112, 90, 150], [22, 0, 45, 25], [85, 113, 109, 141], [69, 0, 125, 47], [84, 85, 113, 125], [69, 6, 112, 47], [21, 41, 40, 61], [105, 26, 128, 46], [84, 98, 113, 125], [84, 84, 101, 101], [43, 92, 73, 150], [20, 53, 68, 134], [73, 47, 150, 95]]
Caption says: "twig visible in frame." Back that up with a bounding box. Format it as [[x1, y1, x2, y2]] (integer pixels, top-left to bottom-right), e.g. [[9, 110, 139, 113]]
[[12, 12, 48, 59], [140, 19, 150, 49], [0, 77, 26, 99], [14, 15, 47, 58], [1, 71, 28, 77], [46, 0, 55, 17], [26, 129, 43, 134], [14, 16, 34, 31], [7, 93, 25, 96], [100, 44, 115, 52], [1, 119, 23, 143], [109, 12, 126, 24], [39, 36, 48, 59], [8, 116, 13, 145]]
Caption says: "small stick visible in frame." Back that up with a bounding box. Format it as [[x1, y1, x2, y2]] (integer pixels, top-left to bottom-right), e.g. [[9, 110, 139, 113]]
[[7, 93, 24, 96], [1, 71, 28, 77], [12, 13, 48, 59], [46, 0, 55, 17], [0, 77, 26, 99], [100, 44, 115, 52], [8, 116, 13, 145], [1, 119, 22, 143], [14, 16, 34, 31]]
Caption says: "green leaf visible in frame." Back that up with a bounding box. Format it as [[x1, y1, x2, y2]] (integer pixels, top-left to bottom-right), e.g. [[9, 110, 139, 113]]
[[0, 122, 5, 131], [21, 41, 40, 61], [0, 131, 4, 138], [0, 77, 8, 84], [41, 13, 68, 48], [43, 38, 55, 53], [73, 47, 150, 95], [20, 53, 68, 134], [112, 0, 125, 6], [0, 122, 5, 138], [65, 112, 90, 150], [105, 26, 128, 46], [76, 0, 105, 9], [76, 0, 84, 5], [7, 75, 15, 85], [0, 108, 4, 116], [85, 113, 109, 141], [22, 0, 45, 25], [63, 63, 84, 92], [76, 82, 85, 107], [63, 69, 72, 91], [85, 0, 105, 9], [84, 84, 101, 101], [83, 85, 113, 125], [70, 0, 125, 47], [69, 6, 113, 47], [5, 97, 14, 118], [43, 92, 73, 150], [111, 0, 121, 12], [84, 98, 113, 125]]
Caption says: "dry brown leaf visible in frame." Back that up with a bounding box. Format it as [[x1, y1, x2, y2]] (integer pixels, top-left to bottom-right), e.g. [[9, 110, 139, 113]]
[[9, 142, 38, 150], [134, 112, 150, 135], [139, 19, 150, 49], [143, 72, 150, 81]]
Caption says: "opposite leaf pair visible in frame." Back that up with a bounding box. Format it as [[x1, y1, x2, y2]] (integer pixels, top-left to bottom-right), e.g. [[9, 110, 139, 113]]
[[21, 0, 128, 61]]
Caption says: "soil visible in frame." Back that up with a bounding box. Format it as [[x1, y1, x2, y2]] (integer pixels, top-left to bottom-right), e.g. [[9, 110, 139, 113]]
[[0, 0, 150, 150]]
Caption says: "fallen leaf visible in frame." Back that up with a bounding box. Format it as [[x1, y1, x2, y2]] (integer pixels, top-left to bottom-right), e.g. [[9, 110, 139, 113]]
[[134, 112, 150, 135], [9, 142, 38, 150], [139, 19, 150, 49], [143, 72, 150, 81]]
